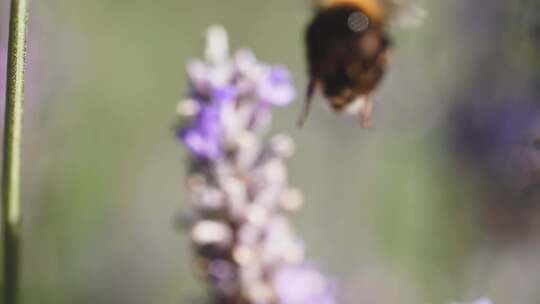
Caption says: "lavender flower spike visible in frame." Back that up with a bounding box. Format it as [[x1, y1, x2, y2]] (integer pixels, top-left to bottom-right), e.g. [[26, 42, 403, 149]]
[[177, 25, 335, 304]]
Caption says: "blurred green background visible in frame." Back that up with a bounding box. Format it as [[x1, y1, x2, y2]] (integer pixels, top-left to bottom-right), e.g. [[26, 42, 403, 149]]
[[2, 0, 540, 303]]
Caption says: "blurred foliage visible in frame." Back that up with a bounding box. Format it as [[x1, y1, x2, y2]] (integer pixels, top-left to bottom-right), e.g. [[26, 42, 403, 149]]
[[1, 0, 540, 303]]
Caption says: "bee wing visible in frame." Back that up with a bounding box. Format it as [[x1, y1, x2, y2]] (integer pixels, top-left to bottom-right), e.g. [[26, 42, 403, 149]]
[[311, 0, 425, 27], [311, 0, 333, 10], [380, 0, 427, 28], [394, 3, 427, 28]]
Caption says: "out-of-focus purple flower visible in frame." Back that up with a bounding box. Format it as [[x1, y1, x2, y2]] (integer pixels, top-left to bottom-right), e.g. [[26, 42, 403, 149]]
[[449, 90, 540, 239], [273, 263, 336, 304], [451, 95, 540, 194]]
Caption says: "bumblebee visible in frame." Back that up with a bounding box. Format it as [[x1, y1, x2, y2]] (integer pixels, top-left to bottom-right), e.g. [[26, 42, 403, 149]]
[[299, 0, 403, 128]]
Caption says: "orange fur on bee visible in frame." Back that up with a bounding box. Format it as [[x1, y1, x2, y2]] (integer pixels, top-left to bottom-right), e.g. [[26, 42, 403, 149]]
[[319, 0, 384, 21]]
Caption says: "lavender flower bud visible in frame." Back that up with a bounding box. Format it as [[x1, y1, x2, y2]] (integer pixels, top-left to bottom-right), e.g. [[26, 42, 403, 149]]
[[273, 263, 336, 304], [257, 66, 296, 107], [205, 25, 230, 65], [177, 99, 200, 118], [177, 25, 336, 304], [191, 220, 233, 248], [269, 135, 296, 159], [279, 188, 304, 213]]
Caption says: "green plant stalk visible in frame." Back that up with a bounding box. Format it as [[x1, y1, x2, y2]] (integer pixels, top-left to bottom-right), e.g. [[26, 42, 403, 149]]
[[2, 0, 29, 303]]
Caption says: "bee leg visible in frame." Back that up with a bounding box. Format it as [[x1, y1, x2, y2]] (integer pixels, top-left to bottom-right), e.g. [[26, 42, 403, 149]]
[[297, 79, 318, 128], [331, 97, 347, 111], [359, 95, 373, 129]]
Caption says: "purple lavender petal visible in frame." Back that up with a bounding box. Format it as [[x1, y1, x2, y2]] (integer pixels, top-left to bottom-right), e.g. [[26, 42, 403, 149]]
[[273, 263, 336, 304], [179, 127, 220, 160], [197, 104, 222, 135], [181, 68, 227, 160], [180, 103, 224, 160], [257, 66, 296, 107], [211, 85, 236, 105]]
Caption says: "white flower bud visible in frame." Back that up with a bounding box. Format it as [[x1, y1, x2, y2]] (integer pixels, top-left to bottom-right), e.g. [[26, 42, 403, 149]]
[[269, 134, 296, 159], [191, 220, 232, 247], [279, 188, 304, 213], [205, 25, 229, 64], [176, 99, 200, 118]]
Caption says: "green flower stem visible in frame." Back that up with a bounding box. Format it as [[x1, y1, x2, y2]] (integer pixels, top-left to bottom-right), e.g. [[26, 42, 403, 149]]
[[2, 0, 29, 303]]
